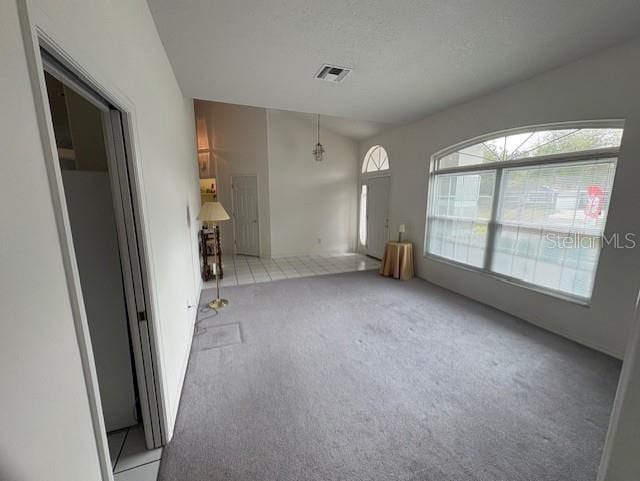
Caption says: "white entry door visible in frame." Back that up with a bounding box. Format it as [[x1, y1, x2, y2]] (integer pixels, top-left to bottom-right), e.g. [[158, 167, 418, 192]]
[[232, 175, 260, 256], [366, 176, 390, 259]]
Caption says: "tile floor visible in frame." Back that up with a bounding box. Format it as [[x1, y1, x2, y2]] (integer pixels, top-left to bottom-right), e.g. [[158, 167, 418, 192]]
[[204, 253, 381, 289], [107, 425, 162, 481]]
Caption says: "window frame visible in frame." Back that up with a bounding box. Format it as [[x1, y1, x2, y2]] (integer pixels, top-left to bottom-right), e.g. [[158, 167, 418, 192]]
[[358, 145, 391, 253], [358, 184, 368, 246], [362, 145, 390, 175], [424, 120, 624, 305]]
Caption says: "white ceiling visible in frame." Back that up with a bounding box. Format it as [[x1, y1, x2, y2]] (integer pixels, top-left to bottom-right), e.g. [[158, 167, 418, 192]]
[[148, 0, 640, 126], [285, 111, 391, 141]]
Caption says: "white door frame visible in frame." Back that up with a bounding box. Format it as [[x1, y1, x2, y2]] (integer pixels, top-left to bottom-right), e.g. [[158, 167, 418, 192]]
[[358, 171, 391, 257], [230, 174, 261, 257], [18, 2, 167, 479]]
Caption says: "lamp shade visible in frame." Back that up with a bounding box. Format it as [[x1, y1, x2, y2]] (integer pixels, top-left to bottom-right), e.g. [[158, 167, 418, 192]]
[[398, 223, 406, 234], [198, 201, 230, 223]]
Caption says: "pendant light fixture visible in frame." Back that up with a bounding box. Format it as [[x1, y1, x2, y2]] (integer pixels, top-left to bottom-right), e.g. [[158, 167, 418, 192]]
[[312, 114, 325, 162]]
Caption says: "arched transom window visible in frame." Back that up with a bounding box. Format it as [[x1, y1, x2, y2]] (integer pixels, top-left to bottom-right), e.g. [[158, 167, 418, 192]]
[[362, 145, 389, 173]]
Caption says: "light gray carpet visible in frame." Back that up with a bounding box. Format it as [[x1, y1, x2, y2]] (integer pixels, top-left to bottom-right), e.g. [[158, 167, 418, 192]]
[[158, 270, 620, 481]]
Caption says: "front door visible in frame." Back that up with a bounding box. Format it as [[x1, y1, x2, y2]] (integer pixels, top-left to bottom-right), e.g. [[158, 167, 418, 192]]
[[366, 176, 390, 259], [231, 175, 260, 256]]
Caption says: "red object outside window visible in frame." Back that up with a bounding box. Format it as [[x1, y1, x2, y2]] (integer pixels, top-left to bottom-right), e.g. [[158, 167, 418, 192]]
[[586, 185, 604, 219]]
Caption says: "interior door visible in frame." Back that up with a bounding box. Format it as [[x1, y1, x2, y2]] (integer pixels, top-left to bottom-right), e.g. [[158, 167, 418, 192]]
[[62, 171, 137, 432], [106, 110, 165, 448], [366, 176, 390, 259], [232, 175, 260, 256], [42, 46, 165, 450]]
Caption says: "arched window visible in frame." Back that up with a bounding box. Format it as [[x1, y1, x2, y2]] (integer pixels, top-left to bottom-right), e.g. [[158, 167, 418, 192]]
[[437, 126, 623, 168], [362, 145, 389, 173], [426, 122, 624, 300]]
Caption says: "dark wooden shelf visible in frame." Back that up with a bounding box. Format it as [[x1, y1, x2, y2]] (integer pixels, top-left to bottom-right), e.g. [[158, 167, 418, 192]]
[[199, 226, 223, 281]]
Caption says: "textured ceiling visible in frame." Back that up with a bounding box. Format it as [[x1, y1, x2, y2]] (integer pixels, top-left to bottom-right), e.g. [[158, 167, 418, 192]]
[[148, 0, 640, 126], [284, 111, 391, 141]]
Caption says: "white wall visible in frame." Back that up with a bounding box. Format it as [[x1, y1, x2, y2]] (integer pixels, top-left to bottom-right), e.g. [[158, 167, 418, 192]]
[[0, 1, 200, 480], [194, 100, 272, 257], [360, 38, 640, 359], [192, 102, 359, 258], [267, 110, 358, 257], [599, 308, 640, 481]]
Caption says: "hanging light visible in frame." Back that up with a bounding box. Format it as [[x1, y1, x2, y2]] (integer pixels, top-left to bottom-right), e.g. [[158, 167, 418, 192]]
[[312, 114, 325, 162]]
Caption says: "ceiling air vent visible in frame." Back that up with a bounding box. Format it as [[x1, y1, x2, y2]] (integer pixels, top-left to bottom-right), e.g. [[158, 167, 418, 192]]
[[315, 64, 351, 82]]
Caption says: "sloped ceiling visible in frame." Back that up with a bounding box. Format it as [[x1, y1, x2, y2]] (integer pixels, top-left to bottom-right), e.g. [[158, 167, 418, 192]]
[[149, 0, 640, 126]]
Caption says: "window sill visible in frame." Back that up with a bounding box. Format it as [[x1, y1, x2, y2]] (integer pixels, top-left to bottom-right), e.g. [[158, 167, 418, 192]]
[[422, 253, 592, 307]]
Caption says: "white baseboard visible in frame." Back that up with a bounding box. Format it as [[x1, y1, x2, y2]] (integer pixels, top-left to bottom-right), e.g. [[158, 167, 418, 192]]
[[416, 272, 624, 360], [165, 278, 201, 441], [271, 249, 356, 259]]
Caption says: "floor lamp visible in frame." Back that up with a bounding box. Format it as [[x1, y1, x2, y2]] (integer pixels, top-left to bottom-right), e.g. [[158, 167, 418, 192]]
[[198, 201, 231, 309]]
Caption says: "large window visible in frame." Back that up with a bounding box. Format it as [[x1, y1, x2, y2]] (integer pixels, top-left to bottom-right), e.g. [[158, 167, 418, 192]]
[[426, 123, 623, 300]]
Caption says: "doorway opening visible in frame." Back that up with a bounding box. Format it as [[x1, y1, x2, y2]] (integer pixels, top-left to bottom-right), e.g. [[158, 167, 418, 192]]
[[359, 146, 391, 260], [40, 48, 164, 475]]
